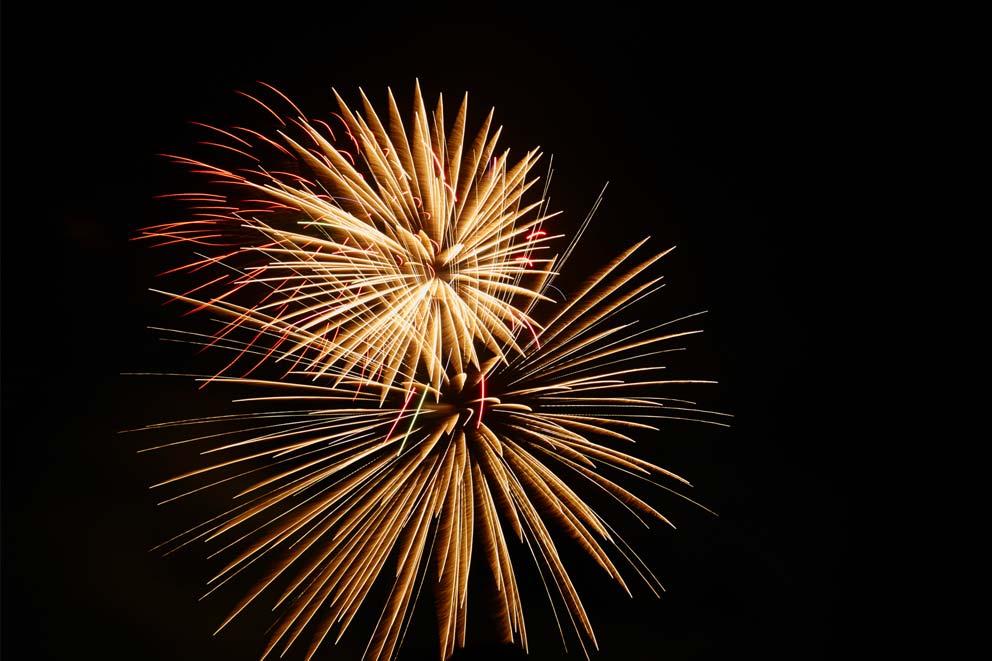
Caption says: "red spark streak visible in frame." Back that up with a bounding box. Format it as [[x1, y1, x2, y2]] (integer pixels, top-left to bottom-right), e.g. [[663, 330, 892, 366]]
[[386, 387, 417, 442], [235, 91, 287, 126], [256, 81, 304, 117]]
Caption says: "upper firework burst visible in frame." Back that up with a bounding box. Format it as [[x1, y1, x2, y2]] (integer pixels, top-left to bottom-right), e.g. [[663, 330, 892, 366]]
[[139, 82, 559, 395]]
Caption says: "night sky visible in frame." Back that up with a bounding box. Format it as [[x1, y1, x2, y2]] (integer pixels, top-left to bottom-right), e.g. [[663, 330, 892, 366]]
[[3, 8, 852, 660]]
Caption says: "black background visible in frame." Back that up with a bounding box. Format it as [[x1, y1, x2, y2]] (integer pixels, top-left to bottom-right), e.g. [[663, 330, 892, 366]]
[[3, 8, 854, 660]]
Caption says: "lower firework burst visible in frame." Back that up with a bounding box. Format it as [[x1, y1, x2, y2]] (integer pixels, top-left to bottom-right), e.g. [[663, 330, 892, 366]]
[[133, 239, 728, 660]]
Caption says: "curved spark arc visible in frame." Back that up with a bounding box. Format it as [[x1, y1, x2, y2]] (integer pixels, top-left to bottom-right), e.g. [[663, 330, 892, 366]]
[[134, 238, 727, 660], [137, 83, 562, 398]]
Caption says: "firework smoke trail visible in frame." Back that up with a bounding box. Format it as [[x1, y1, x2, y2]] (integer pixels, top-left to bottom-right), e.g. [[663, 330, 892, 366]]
[[132, 232, 726, 659], [136, 82, 561, 397]]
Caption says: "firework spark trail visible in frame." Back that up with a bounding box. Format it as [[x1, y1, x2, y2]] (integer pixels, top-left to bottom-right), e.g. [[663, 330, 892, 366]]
[[137, 83, 563, 398], [134, 229, 727, 659]]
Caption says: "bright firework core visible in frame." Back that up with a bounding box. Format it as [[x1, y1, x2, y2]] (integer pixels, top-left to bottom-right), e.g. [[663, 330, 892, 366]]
[[421, 364, 508, 430]]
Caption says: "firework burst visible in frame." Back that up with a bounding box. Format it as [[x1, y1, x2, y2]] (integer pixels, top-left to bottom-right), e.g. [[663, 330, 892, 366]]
[[137, 83, 559, 396], [134, 232, 726, 659]]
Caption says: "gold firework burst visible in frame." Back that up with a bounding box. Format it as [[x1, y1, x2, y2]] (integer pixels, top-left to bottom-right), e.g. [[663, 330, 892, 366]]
[[138, 83, 559, 396], [134, 238, 727, 660]]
